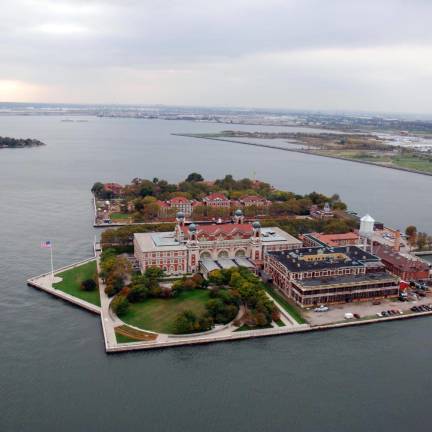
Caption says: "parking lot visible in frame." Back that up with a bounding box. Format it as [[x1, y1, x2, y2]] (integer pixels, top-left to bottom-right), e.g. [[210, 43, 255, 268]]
[[303, 292, 432, 326]]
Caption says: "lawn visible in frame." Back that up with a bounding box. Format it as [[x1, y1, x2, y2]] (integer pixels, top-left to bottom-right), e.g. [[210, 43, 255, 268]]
[[53, 260, 100, 306], [120, 289, 211, 334], [391, 155, 432, 173], [110, 212, 130, 220], [264, 284, 306, 324], [317, 150, 432, 174]]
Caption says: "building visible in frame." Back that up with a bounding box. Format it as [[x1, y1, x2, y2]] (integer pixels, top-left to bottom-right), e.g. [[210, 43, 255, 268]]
[[156, 200, 170, 216], [264, 245, 399, 308], [167, 196, 193, 216], [302, 232, 359, 248], [134, 210, 302, 276], [310, 202, 334, 219], [239, 195, 271, 207], [103, 183, 123, 196], [203, 192, 231, 208], [373, 244, 430, 281]]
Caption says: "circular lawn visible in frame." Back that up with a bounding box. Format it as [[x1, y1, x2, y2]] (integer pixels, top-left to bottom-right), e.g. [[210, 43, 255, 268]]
[[120, 289, 212, 334]]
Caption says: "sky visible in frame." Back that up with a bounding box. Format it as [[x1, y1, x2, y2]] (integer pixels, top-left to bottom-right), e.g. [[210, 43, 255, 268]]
[[1, 0, 432, 113]]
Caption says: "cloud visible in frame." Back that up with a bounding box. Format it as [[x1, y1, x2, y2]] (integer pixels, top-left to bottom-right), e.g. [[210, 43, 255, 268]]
[[1, 0, 432, 112]]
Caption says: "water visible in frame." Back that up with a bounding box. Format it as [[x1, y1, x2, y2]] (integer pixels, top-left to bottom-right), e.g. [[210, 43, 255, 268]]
[[1, 116, 432, 432]]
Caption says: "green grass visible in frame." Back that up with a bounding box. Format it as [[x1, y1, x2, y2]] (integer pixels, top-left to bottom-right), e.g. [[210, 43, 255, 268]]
[[53, 260, 100, 306], [110, 212, 130, 220], [121, 289, 211, 334], [264, 284, 306, 324], [275, 319, 285, 327], [317, 149, 432, 174], [391, 155, 432, 173]]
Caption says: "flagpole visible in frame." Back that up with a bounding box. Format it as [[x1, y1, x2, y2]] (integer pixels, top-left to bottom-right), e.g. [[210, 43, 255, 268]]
[[50, 243, 54, 281]]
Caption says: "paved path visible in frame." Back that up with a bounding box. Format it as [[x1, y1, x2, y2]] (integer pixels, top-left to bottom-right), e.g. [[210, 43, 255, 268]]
[[95, 253, 127, 350]]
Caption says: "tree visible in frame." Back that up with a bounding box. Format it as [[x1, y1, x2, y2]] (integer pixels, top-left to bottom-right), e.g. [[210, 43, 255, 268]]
[[208, 269, 225, 286], [127, 283, 148, 302], [185, 172, 204, 182], [405, 225, 417, 248], [416, 232, 428, 251], [255, 312, 268, 327], [91, 182, 105, 196], [174, 310, 198, 334], [144, 266, 164, 280], [81, 278, 97, 291]]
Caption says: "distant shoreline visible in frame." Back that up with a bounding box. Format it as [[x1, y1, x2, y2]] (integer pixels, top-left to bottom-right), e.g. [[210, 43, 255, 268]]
[[173, 133, 432, 178], [0, 136, 45, 149]]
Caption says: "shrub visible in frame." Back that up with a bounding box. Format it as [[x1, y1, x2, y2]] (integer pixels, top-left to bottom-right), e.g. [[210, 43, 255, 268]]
[[271, 309, 281, 322], [111, 295, 129, 317], [173, 310, 213, 334], [127, 283, 149, 303], [81, 278, 97, 291], [174, 310, 198, 334]]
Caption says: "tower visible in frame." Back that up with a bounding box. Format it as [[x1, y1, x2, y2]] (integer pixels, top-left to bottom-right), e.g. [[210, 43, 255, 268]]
[[251, 220, 262, 261], [252, 220, 261, 239], [359, 214, 375, 252], [186, 223, 199, 272], [234, 208, 244, 224], [175, 211, 185, 242]]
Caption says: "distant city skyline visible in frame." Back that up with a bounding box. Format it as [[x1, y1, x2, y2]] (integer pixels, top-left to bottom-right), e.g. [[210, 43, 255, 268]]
[[2, 0, 432, 114]]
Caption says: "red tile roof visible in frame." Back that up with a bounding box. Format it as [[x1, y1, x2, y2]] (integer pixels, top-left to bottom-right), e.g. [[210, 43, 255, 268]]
[[169, 196, 190, 204], [240, 195, 266, 202], [156, 200, 169, 208], [204, 193, 228, 201], [313, 232, 359, 246], [104, 183, 123, 193]]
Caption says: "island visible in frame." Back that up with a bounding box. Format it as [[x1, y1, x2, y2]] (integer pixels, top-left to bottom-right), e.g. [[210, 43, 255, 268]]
[[27, 173, 432, 353], [175, 131, 432, 176], [0, 136, 45, 149], [90, 173, 354, 233]]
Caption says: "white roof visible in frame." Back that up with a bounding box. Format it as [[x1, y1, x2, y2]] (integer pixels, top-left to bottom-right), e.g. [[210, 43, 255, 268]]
[[234, 257, 255, 268], [217, 258, 238, 269], [361, 214, 375, 223], [200, 259, 220, 272], [260, 227, 302, 245], [134, 232, 187, 252]]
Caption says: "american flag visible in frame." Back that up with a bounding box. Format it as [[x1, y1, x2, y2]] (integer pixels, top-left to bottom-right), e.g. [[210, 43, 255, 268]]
[[40, 240, 52, 249]]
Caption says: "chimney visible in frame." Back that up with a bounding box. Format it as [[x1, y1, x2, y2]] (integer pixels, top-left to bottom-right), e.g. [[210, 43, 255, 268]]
[[394, 230, 401, 252]]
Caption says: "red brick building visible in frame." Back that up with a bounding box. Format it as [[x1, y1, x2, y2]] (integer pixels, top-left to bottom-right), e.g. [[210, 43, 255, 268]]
[[203, 192, 231, 208], [264, 246, 399, 307], [302, 232, 359, 248], [373, 245, 430, 281]]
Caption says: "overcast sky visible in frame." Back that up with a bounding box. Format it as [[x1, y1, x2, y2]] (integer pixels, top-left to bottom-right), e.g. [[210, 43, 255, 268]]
[[1, 0, 432, 113]]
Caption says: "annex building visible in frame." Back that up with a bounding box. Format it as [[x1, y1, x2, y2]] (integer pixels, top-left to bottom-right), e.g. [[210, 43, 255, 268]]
[[134, 210, 302, 275], [264, 245, 399, 308]]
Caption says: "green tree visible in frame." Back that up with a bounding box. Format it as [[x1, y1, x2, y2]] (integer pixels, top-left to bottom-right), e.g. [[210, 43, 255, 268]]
[[81, 278, 97, 291], [185, 172, 204, 182], [405, 225, 417, 248], [91, 182, 105, 196], [174, 310, 198, 334]]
